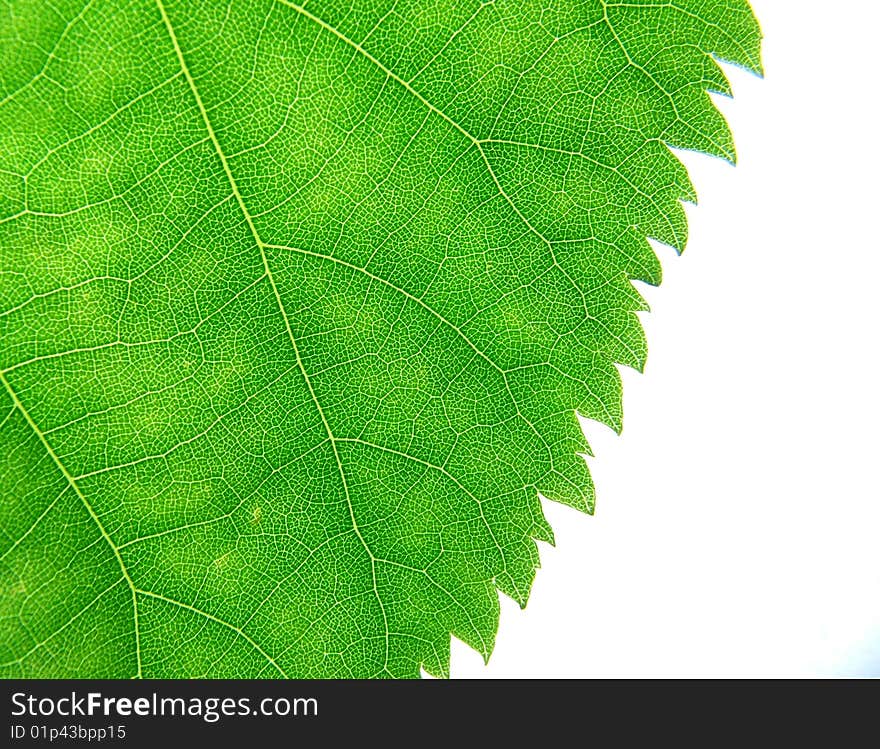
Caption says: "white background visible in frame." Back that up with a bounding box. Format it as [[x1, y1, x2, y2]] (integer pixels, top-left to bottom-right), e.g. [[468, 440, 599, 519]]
[[452, 0, 880, 677]]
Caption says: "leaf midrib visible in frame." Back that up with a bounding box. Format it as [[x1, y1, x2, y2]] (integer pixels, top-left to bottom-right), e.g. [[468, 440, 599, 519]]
[[154, 0, 395, 676]]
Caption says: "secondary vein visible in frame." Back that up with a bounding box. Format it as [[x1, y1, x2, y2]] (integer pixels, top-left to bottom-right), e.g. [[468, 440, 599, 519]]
[[0, 371, 143, 677]]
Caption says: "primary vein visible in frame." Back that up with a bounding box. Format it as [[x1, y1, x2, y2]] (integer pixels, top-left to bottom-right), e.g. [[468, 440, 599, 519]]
[[155, 0, 391, 673]]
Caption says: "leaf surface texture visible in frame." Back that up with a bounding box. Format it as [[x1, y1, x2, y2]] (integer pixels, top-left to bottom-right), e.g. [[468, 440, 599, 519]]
[[0, 0, 760, 677]]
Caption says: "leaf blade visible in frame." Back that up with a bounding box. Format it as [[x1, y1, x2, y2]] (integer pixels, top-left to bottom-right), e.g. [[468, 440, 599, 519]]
[[0, 0, 761, 678]]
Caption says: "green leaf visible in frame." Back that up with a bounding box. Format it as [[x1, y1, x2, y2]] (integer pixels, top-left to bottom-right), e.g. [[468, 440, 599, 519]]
[[0, 0, 761, 678]]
